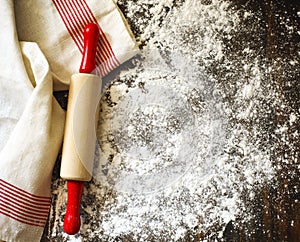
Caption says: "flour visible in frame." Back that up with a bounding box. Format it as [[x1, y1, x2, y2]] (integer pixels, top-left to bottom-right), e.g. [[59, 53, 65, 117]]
[[96, 56, 215, 194], [46, 0, 285, 240], [91, 0, 274, 240]]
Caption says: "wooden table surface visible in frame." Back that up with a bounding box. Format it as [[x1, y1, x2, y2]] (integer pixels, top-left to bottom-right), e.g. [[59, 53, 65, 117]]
[[194, 1, 300, 241], [222, 0, 300, 241], [45, 0, 299, 241]]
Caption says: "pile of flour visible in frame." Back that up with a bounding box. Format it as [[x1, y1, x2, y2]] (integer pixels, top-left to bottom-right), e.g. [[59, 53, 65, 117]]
[[46, 0, 294, 241]]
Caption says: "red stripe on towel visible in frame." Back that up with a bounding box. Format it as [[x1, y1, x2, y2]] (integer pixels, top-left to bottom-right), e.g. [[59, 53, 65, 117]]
[[52, 0, 120, 76], [52, 0, 84, 52], [0, 179, 50, 227]]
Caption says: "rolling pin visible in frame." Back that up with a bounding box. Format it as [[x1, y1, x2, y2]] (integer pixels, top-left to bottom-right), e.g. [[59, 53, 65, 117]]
[[60, 23, 101, 235]]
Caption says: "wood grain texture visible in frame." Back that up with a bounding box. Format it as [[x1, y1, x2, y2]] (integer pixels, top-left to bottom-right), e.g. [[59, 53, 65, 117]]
[[222, 0, 300, 241]]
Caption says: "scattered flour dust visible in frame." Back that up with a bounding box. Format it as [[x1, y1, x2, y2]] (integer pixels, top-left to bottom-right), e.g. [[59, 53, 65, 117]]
[[48, 0, 279, 241]]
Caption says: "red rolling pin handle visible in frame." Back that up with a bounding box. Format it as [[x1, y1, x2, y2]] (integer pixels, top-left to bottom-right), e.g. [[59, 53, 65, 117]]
[[79, 23, 100, 74], [63, 23, 100, 235], [64, 181, 84, 235]]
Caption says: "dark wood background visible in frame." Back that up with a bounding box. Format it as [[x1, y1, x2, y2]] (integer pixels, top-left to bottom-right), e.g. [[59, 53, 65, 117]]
[[48, 0, 299, 241], [216, 0, 300, 241]]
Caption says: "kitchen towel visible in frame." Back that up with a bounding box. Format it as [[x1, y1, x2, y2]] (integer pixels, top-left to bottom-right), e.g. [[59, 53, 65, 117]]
[[0, 0, 138, 241]]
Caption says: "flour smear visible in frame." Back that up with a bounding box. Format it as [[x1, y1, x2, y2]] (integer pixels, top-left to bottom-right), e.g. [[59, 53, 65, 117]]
[[47, 0, 280, 241]]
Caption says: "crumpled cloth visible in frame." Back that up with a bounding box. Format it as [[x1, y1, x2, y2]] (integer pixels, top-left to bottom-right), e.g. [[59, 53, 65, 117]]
[[0, 0, 138, 241]]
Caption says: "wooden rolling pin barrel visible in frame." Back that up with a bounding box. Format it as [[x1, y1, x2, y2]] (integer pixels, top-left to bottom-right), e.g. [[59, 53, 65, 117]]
[[60, 23, 101, 235]]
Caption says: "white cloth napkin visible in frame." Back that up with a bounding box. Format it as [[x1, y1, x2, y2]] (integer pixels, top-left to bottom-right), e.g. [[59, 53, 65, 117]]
[[0, 0, 138, 241]]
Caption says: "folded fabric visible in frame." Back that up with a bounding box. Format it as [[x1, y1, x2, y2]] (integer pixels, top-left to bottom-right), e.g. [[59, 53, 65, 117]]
[[0, 0, 138, 241], [15, 0, 138, 90]]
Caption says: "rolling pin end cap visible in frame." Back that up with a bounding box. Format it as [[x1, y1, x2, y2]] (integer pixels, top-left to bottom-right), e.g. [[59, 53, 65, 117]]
[[64, 214, 81, 235]]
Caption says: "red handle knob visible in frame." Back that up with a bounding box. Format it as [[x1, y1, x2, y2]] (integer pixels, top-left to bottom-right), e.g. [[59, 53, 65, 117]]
[[79, 23, 100, 74], [63, 23, 100, 235], [63, 181, 84, 235]]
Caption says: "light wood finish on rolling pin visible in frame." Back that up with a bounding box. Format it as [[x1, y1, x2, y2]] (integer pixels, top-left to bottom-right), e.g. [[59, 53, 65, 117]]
[[60, 73, 101, 181]]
